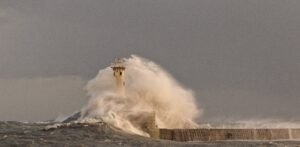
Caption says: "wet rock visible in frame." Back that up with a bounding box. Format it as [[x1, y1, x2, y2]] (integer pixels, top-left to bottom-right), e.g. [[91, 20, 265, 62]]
[[62, 112, 81, 123]]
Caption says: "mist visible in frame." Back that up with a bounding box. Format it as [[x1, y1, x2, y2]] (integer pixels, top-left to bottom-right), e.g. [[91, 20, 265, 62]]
[[0, 76, 86, 121], [81, 55, 200, 136]]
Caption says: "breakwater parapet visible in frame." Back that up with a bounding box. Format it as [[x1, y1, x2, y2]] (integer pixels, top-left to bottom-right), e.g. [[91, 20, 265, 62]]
[[159, 128, 300, 141]]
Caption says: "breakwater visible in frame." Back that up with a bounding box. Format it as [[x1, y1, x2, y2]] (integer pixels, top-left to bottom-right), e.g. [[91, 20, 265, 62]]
[[159, 128, 300, 141]]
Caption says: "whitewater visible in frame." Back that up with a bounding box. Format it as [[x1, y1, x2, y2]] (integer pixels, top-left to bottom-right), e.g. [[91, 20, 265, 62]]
[[80, 55, 201, 136]]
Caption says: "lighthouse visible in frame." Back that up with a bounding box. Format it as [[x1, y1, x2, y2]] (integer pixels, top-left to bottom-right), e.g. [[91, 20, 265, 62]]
[[111, 58, 126, 95]]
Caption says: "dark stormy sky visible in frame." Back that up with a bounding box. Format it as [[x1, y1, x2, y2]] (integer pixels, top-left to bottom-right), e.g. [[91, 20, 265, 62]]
[[0, 0, 299, 121]]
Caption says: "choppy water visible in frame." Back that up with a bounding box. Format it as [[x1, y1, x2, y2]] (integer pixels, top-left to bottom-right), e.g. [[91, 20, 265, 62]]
[[1, 121, 300, 147]]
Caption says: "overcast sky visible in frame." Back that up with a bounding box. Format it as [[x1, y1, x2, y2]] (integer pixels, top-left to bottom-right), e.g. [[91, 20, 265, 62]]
[[0, 0, 299, 121]]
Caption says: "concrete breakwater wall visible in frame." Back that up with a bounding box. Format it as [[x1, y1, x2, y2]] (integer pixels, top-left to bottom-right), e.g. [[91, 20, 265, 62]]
[[159, 129, 300, 141]]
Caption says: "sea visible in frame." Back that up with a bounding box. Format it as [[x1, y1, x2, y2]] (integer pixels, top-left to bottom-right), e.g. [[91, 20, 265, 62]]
[[1, 121, 300, 147]]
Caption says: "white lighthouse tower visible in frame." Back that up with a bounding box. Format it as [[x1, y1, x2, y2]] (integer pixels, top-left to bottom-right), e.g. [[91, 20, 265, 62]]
[[111, 58, 126, 95]]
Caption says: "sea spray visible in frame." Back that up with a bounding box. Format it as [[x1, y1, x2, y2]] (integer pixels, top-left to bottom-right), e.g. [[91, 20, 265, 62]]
[[81, 55, 201, 136]]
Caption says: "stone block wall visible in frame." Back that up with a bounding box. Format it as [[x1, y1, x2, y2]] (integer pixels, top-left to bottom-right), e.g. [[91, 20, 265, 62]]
[[159, 128, 300, 141], [291, 129, 300, 139]]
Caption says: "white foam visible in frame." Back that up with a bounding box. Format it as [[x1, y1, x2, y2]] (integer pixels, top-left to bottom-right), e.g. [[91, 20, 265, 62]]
[[80, 55, 201, 136]]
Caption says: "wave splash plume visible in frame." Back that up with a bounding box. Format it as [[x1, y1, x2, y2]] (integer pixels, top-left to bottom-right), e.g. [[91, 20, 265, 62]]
[[80, 55, 201, 136]]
